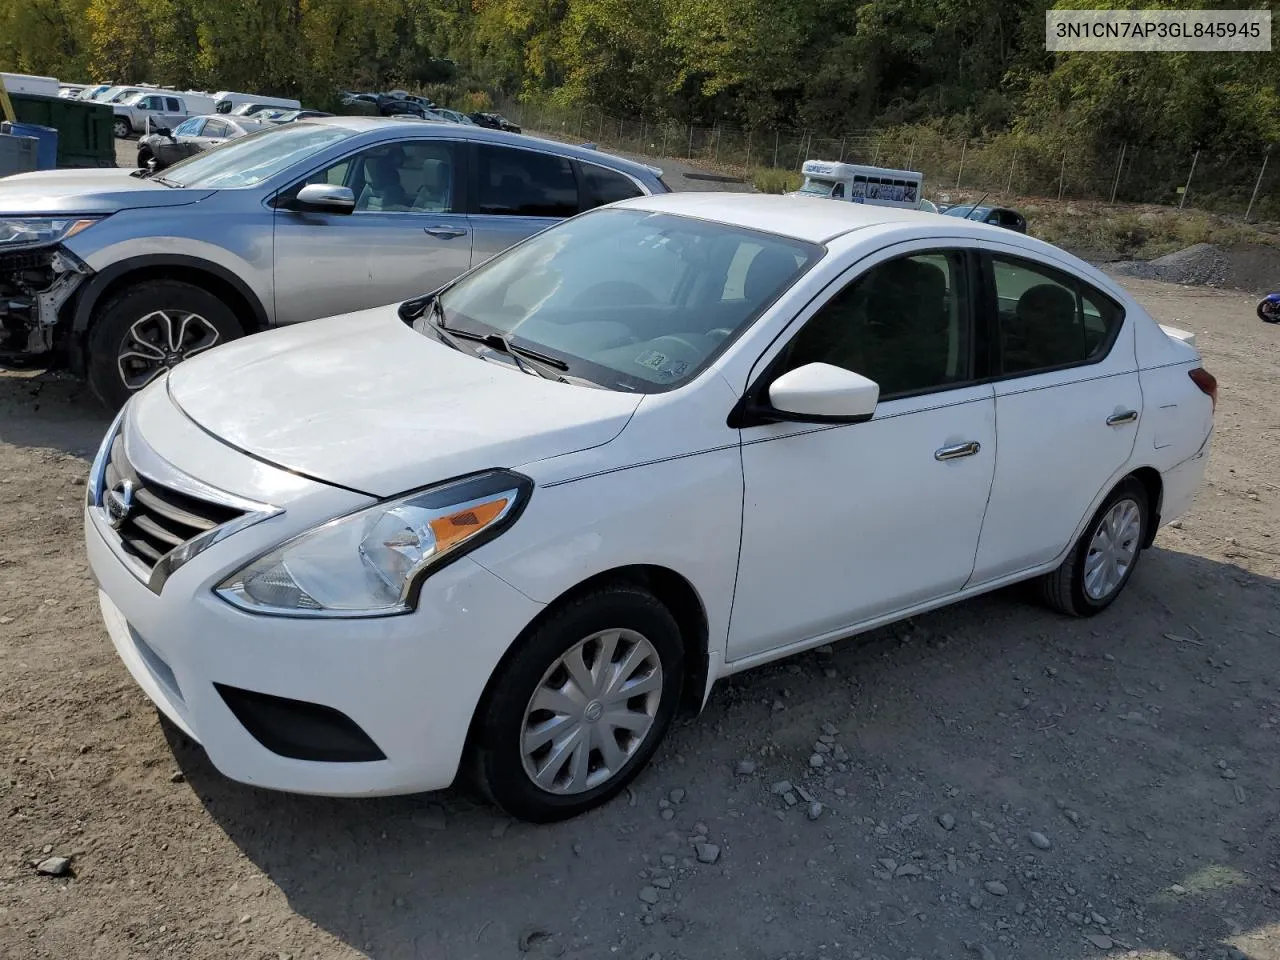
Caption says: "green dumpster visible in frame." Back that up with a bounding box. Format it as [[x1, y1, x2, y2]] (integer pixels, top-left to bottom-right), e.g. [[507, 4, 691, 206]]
[[9, 93, 116, 168]]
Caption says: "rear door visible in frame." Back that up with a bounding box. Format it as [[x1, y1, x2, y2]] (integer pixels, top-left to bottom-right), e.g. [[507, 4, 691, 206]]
[[466, 142, 582, 267], [969, 250, 1139, 583], [272, 138, 472, 325]]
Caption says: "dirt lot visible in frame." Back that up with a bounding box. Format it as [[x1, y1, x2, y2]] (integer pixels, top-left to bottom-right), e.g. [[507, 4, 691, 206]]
[[0, 273, 1278, 960]]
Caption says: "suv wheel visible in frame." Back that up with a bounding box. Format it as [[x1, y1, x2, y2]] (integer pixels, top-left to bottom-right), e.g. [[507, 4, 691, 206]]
[[87, 280, 244, 409], [113, 118, 130, 139]]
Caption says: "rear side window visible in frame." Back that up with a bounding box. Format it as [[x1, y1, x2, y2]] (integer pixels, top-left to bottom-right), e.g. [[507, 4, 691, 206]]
[[990, 254, 1123, 375], [580, 163, 644, 208], [475, 144, 579, 217], [166, 98, 182, 112]]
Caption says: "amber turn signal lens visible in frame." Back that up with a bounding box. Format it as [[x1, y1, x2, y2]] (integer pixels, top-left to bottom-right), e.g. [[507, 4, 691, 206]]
[[428, 498, 509, 554]]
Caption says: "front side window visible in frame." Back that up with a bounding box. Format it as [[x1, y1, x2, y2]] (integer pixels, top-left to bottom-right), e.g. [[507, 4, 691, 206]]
[[990, 254, 1123, 375], [424, 209, 819, 392], [138, 95, 162, 110], [289, 140, 457, 213], [775, 251, 972, 399], [475, 144, 579, 217]]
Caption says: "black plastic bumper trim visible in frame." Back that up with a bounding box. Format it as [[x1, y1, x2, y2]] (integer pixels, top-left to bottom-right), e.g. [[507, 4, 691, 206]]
[[214, 683, 386, 763]]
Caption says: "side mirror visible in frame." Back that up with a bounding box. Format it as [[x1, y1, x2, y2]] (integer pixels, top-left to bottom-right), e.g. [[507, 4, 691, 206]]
[[292, 184, 356, 214], [767, 363, 879, 422]]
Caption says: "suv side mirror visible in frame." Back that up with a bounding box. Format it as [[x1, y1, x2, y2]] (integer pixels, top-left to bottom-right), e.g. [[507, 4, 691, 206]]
[[292, 184, 356, 214], [767, 363, 879, 422]]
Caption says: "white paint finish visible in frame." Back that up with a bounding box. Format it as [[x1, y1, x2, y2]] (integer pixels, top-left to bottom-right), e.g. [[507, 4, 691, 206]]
[[768, 363, 880, 419], [85, 193, 1216, 798], [970, 324, 1142, 583], [729, 385, 996, 660], [165, 307, 642, 497]]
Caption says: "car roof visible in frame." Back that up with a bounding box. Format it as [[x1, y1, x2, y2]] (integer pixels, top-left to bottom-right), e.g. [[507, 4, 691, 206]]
[[615, 193, 958, 243], [301, 115, 660, 182]]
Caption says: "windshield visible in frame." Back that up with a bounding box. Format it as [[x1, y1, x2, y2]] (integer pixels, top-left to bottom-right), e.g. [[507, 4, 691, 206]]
[[944, 205, 990, 219], [797, 177, 837, 197], [159, 123, 353, 188], [424, 208, 820, 392]]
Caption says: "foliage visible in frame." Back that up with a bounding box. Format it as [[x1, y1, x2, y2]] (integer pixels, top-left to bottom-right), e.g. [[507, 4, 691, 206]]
[[753, 168, 802, 194]]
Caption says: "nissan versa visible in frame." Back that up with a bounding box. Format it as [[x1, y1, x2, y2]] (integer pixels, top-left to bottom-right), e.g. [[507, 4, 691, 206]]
[[85, 194, 1214, 821]]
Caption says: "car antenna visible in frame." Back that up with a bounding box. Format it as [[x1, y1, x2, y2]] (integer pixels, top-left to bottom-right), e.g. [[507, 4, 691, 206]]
[[965, 193, 990, 220]]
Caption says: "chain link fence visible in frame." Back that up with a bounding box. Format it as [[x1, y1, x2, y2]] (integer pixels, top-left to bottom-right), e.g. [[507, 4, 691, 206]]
[[501, 100, 1278, 222]]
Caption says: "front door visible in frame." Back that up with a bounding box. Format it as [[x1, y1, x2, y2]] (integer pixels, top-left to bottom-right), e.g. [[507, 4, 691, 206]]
[[466, 142, 581, 268], [272, 139, 472, 326], [728, 247, 997, 662], [969, 251, 1141, 583]]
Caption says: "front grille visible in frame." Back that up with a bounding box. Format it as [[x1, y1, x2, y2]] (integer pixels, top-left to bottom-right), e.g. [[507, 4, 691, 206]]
[[104, 436, 244, 570]]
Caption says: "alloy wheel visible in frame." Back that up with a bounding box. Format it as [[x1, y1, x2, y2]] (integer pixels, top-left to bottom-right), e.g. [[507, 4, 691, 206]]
[[520, 628, 663, 795], [116, 309, 222, 391], [1083, 497, 1141, 600]]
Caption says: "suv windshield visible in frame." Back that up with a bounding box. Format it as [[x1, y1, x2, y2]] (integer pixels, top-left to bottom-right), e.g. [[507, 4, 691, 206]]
[[160, 123, 354, 188], [423, 208, 819, 393]]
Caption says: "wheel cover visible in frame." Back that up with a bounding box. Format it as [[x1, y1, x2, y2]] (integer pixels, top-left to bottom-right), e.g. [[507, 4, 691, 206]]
[[116, 309, 222, 391], [519, 628, 663, 795], [1083, 497, 1141, 601]]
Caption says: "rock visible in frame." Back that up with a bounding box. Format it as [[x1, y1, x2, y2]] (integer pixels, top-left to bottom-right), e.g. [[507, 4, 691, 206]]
[[169, 771, 185, 784], [1084, 934, 1113, 949], [966, 942, 997, 960], [771, 779, 793, 795], [899, 813, 919, 827], [938, 813, 956, 831], [878, 858, 898, 872], [35, 856, 71, 877], [1170, 883, 1187, 894], [807, 802, 824, 821], [694, 822, 708, 836], [695, 843, 720, 865], [1062, 809, 1081, 825], [661, 808, 675, 821], [0, 616, 13, 625], [1221, 768, 1238, 780], [895, 863, 923, 878], [1028, 831, 1052, 850], [783, 792, 798, 807], [735, 760, 756, 776], [821, 721, 839, 736], [669, 788, 686, 804], [572, 842, 583, 857], [1014, 902, 1027, 916], [984, 880, 1009, 896], [796, 786, 814, 803], [809, 754, 824, 768], [638, 886, 660, 904], [1090, 912, 1107, 926], [969, 894, 983, 910], [1224, 947, 1247, 960], [652, 876, 672, 890]]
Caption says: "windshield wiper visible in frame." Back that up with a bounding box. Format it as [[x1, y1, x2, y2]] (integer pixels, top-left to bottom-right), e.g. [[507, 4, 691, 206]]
[[418, 296, 570, 381], [151, 175, 183, 188]]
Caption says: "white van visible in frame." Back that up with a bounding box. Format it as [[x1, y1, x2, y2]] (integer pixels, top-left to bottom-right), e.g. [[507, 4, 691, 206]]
[[794, 160, 930, 211], [212, 91, 302, 114]]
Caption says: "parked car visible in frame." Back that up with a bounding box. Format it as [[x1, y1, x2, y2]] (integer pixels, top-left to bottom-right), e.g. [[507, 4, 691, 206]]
[[260, 109, 334, 125], [213, 91, 302, 114], [433, 108, 477, 126], [942, 204, 1028, 232], [471, 112, 522, 133], [136, 116, 270, 170], [83, 193, 1215, 821], [228, 102, 299, 119], [113, 91, 219, 139], [0, 117, 668, 407], [377, 99, 439, 120]]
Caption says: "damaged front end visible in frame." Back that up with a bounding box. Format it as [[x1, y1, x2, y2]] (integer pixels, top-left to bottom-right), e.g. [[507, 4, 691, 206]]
[[0, 246, 92, 362]]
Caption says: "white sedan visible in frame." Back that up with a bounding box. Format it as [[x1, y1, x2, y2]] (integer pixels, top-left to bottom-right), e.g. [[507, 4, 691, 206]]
[[84, 194, 1215, 821]]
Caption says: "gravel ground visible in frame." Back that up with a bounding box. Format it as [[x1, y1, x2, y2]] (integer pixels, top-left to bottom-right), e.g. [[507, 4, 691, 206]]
[[3, 155, 1280, 958]]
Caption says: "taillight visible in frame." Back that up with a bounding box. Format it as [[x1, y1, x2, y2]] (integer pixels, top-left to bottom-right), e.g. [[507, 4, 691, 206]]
[[1189, 367, 1217, 411]]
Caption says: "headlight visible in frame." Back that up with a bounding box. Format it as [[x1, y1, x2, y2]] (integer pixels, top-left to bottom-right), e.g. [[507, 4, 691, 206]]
[[0, 217, 101, 248], [215, 470, 532, 617]]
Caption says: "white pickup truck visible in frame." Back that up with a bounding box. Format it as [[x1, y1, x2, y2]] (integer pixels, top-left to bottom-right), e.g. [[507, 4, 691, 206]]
[[112, 91, 218, 139]]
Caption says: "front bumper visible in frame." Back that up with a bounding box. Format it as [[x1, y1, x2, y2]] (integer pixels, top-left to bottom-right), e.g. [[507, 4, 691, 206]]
[[86, 389, 545, 796]]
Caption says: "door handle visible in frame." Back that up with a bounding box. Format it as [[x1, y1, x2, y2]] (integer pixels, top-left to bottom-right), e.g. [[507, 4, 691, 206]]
[[424, 225, 467, 239], [935, 441, 981, 461], [1106, 410, 1139, 426]]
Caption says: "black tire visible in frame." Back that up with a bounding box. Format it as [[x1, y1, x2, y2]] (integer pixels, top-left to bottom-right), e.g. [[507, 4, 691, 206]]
[[1039, 478, 1149, 617], [136, 148, 153, 168], [86, 280, 244, 410], [1258, 298, 1280, 324], [472, 583, 684, 822], [113, 118, 130, 139]]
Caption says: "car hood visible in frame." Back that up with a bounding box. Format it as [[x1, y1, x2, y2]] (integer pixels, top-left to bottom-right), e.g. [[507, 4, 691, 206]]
[[0, 168, 214, 215], [165, 307, 643, 497]]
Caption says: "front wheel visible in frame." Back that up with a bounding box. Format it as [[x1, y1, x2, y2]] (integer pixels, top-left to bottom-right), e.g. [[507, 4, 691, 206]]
[[472, 584, 684, 822], [86, 280, 244, 409], [1039, 478, 1149, 617], [1258, 294, 1280, 324]]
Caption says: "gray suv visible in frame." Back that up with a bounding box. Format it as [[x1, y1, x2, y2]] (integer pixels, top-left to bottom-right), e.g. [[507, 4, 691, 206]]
[[0, 117, 668, 407]]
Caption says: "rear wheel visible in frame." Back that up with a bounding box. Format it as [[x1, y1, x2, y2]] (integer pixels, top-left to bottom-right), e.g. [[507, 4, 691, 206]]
[[472, 584, 684, 822], [113, 118, 130, 139], [1039, 478, 1149, 617], [86, 280, 244, 409]]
